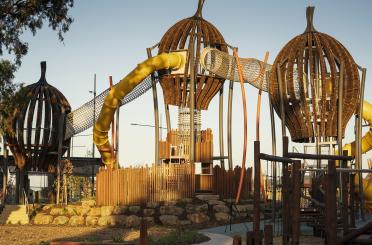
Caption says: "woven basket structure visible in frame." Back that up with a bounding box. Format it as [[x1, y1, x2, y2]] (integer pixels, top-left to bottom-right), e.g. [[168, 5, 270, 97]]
[[6, 62, 71, 171], [269, 7, 360, 142], [157, 1, 227, 110]]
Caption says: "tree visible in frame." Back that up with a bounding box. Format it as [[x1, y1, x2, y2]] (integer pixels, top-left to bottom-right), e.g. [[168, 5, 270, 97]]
[[0, 0, 74, 132]]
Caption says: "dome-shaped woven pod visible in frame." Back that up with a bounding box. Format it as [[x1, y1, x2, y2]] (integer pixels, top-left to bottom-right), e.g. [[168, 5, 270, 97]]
[[7, 62, 71, 171], [158, 0, 227, 110], [269, 7, 360, 142]]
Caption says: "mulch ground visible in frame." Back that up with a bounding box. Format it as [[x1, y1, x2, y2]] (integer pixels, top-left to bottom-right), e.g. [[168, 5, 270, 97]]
[[0, 225, 173, 245]]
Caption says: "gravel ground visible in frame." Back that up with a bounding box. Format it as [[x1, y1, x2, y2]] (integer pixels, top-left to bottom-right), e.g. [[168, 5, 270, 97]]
[[0, 225, 174, 245]]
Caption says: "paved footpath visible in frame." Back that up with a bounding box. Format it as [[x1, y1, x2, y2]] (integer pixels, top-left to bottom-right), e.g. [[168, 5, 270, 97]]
[[197, 232, 233, 245]]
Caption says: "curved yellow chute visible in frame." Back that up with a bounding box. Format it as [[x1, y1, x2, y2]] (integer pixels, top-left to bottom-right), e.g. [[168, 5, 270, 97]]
[[342, 100, 372, 212], [93, 52, 185, 166], [343, 101, 372, 156]]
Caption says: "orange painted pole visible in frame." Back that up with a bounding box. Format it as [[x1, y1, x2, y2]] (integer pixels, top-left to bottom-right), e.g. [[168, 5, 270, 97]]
[[233, 48, 248, 204], [109, 76, 116, 169]]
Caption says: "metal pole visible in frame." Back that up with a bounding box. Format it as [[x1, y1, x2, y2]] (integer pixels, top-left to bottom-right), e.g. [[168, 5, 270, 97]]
[[277, 64, 286, 137], [253, 141, 261, 245], [92, 74, 96, 195], [115, 108, 120, 165], [325, 160, 337, 245], [147, 48, 160, 165], [338, 62, 344, 203], [219, 87, 225, 169], [358, 67, 366, 220], [227, 80, 234, 170], [268, 72, 277, 224], [189, 35, 196, 164], [92, 74, 96, 158], [292, 160, 301, 244], [109, 76, 115, 168], [56, 110, 65, 205], [165, 104, 171, 133]]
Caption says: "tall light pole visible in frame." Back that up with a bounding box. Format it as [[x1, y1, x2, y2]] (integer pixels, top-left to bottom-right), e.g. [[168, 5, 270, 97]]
[[89, 74, 97, 159], [89, 74, 96, 196]]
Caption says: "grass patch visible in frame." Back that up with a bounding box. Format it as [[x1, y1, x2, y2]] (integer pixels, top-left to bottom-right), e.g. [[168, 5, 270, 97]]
[[148, 229, 209, 245]]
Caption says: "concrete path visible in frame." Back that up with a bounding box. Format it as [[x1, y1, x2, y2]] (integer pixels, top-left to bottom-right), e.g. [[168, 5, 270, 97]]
[[197, 232, 233, 245]]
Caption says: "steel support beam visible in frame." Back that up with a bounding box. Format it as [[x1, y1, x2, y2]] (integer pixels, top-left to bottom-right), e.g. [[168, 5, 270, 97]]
[[219, 87, 225, 169], [147, 48, 160, 165], [227, 80, 234, 170]]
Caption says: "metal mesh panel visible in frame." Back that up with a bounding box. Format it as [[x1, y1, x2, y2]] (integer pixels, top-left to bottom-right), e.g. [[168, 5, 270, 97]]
[[65, 75, 156, 139], [200, 47, 272, 92]]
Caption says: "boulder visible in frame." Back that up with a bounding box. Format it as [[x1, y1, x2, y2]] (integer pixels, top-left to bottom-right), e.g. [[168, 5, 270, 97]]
[[101, 206, 114, 216], [97, 216, 115, 226], [86, 216, 99, 226], [180, 198, 193, 204], [69, 216, 85, 226], [179, 220, 192, 226], [234, 204, 253, 213], [187, 213, 210, 224], [76, 206, 90, 216], [143, 208, 155, 217], [82, 199, 96, 207], [142, 217, 155, 226], [50, 207, 64, 216], [186, 204, 208, 213], [112, 206, 127, 215], [42, 205, 53, 212], [112, 215, 127, 226], [159, 215, 179, 226], [213, 205, 230, 213], [195, 194, 219, 201], [52, 216, 69, 225], [208, 200, 225, 206], [125, 215, 140, 228], [160, 205, 184, 216], [128, 206, 141, 214], [88, 207, 101, 216], [66, 206, 79, 216], [146, 202, 159, 209], [215, 212, 230, 222], [34, 214, 54, 225], [163, 200, 177, 206]]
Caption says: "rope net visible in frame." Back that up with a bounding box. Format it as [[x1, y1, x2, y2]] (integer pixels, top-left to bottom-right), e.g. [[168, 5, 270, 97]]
[[65, 75, 156, 139], [200, 47, 272, 92]]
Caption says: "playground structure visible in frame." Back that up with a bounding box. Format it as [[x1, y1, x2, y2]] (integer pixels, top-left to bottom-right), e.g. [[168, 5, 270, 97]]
[[0, 0, 372, 244]]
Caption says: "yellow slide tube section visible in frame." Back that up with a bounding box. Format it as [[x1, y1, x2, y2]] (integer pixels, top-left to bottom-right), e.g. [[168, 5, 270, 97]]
[[343, 101, 372, 156], [93, 52, 185, 166], [343, 100, 372, 211]]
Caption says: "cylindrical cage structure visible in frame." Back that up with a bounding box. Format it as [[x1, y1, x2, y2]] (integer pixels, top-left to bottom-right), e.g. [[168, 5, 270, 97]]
[[269, 7, 360, 142], [7, 62, 71, 171], [157, 4, 228, 111]]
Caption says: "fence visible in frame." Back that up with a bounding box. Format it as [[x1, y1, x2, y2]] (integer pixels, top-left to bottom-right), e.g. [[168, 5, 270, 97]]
[[96, 164, 252, 206], [212, 166, 252, 200], [96, 164, 195, 206]]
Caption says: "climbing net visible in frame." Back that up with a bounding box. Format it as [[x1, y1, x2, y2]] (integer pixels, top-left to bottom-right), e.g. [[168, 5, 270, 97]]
[[65, 75, 156, 139], [200, 47, 272, 92]]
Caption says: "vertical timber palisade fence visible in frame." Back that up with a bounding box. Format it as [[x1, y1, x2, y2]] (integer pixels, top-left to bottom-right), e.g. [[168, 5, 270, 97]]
[[96, 164, 195, 206], [96, 164, 253, 206], [212, 166, 252, 200]]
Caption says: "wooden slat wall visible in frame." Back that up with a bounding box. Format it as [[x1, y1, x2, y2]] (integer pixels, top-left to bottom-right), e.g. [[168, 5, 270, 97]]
[[212, 166, 252, 200], [96, 164, 195, 206], [97, 164, 251, 206]]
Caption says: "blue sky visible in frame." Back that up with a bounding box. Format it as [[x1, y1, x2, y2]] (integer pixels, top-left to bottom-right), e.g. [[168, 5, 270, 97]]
[[10, 0, 372, 169]]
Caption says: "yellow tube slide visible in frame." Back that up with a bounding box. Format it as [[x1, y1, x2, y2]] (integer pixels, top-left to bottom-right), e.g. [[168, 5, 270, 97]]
[[93, 52, 185, 166], [343, 100, 372, 212]]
